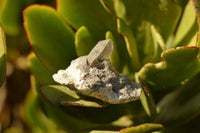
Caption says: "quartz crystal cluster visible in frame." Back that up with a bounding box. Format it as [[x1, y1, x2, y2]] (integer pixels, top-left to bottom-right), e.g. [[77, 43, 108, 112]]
[[53, 39, 141, 104]]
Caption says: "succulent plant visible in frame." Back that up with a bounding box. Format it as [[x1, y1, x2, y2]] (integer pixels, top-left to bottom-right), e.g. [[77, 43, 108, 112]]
[[0, 26, 6, 88], [12, 0, 200, 132]]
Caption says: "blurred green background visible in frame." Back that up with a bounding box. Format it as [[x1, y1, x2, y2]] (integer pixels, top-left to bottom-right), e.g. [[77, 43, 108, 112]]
[[0, 0, 55, 132]]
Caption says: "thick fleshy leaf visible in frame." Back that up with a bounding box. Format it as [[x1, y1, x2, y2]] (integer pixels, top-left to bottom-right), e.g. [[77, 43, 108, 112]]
[[4, 128, 24, 133], [40, 85, 107, 108], [23, 5, 76, 73], [117, 18, 141, 71], [111, 116, 133, 127], [194, 0, 200, 47], [0, 26, 6, 87], [119, 123, 163, 133], [75, 26, 95, 57], [57, 0, 129, 69], [24, 90, 57, 131], [172, 0, 198, 47], [138, 47, 200, 90], [24, 76, 58, 131], [114, 0, 181, 42], [57, 0, 116, 41], [150, 25, 166, 53], [136, 76, 157, 117], [143, 24, 166, 63], [68, 104, 127, 124], [30, 78, 104, 132], [41, 99, 101, 132], [156, 73, 200, 126], [90, 131, 118, 133], [0, 0, 22, 35], [114, 0, 181, 65], [106, 31, 121, 71], [28, 53, 54, 85], [41, 96, 127, 132], [99, 0, 116, 18], [174, 0, 188, 8]]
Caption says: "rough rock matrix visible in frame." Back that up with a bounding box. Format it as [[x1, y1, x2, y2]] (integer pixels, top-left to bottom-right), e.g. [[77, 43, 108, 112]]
[[53, 39, 141, 104]]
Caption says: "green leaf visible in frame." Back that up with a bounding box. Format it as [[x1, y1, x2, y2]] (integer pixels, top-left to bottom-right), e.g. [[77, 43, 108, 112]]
[[68, 104, 126, 124], [23, 5, 76, 73], [28, 53, 54, 86], [27, 79, 101, 132], [114, 0, 181, 42], [30, 78, 103, 132], [0, 0, 22, 35], [138, 47, 200, 90], [41, 98, 110, 132], [119, 123, 163, 133], [39, 83, 125, 125], [174, 0, 188, 8], [24, 90, 57, 131], [111, 116, 133, 127], [40, 85, 107, 108], [136, 75, 157, 117], [99, 0, 116, 18], [156, 73, 200, 126], [57, 0, 130, 72], [57, 0, 116, 41], [172, 0, 198, 47], [90, 131, 118, 133], [4, 128, 23, 133], [150, 25, 166, 53], [0, 26, 6, 87], [75, 26, 95, 57], [194, 0, 200, 47], [114, 0, 181, 64], [117, 18, 141, 71], [143, 24, 166, 63], [106, 31, 121, 71]]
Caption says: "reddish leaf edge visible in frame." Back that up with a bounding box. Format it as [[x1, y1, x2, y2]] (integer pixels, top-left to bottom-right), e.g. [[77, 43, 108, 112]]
[[56, 0, 59, 10], [161, 46, 199, 60], [0, 26, 6, 55], [0, 25, 6, 87], [39, 86, 107, 108], [23, 4, 77, 74], [172, 0, 189, 10], [62, 101, 107, 108], [23, 4, 60, 74], [119, 123, 164, 133], [140, 46, 199, 69], [139, 77, 158, 116]]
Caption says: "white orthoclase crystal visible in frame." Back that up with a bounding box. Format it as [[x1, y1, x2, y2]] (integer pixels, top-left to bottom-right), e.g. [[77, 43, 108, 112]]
[[53, 39, 142, 104]]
